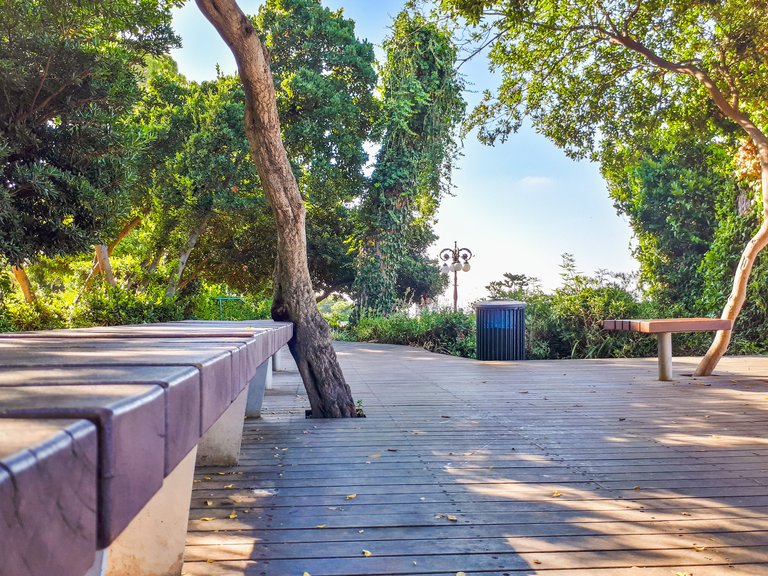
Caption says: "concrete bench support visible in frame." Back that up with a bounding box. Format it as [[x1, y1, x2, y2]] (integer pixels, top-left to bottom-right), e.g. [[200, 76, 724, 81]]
[[196, 387, 248, 466], [272, 346, 286, 372], [657, 332, 672, 381], [104, 446, 198, 576], [246, 358, 270, 417]]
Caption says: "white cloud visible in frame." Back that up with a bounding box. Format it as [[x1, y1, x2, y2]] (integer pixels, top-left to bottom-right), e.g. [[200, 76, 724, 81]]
[[516, 176, 554, 188]]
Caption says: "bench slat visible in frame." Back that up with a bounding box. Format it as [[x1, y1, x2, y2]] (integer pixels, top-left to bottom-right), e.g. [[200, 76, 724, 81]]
[[0, 384, 166, 547], [603, 318, 733, 334], [0, 418, 98, 576], [0, 365, 200, 475]]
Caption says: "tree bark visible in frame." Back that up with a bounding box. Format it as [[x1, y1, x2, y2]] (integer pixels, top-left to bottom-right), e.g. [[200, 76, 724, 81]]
[[108, 213, 145, 256], [94, 244, 117, 287], [10, 265, 35, 303], [81, 214, 145, 294], [195, 0, 355, 417], [166, 212, 211, 298]]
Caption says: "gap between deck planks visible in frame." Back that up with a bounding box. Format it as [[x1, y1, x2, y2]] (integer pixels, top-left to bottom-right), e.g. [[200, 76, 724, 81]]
[[183, 343, 768, 576]]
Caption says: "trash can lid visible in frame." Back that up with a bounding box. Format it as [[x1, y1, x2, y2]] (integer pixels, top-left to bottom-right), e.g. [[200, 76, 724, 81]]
[[474, 299, 526, 309]]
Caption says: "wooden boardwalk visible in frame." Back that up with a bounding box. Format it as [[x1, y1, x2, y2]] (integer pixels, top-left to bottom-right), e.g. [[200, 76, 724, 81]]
[[183, 342, 768, 575]]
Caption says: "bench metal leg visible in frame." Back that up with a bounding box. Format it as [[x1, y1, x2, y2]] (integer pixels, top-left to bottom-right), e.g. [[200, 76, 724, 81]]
[[104, 446, 198, 576], [657, 332, 673, 381], [246, 359, 270, 417], [196, 387, 248, 466]]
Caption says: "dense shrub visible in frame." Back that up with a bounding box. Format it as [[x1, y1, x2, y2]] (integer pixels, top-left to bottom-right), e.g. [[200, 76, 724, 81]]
[[188, 283, 272, 321], [71, 285, 184, 327], [343, 309, 476, 358]]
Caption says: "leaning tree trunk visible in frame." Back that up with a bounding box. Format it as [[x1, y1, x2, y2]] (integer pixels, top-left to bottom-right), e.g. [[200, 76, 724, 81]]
[[166, 212, 210, 298], [196, 0, 355, 417], [81, 214, 146, 292], [94, 244, 117, 287], [10, 265, 35, 303], [695, 160, 768, 375]]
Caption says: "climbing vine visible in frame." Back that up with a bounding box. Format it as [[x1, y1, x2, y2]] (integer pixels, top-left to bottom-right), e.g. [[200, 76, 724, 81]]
[[354, 11, 465, 316]]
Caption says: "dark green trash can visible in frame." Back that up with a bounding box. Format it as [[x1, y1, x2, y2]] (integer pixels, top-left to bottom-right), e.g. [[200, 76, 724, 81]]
[[476, 300, 526, 360]]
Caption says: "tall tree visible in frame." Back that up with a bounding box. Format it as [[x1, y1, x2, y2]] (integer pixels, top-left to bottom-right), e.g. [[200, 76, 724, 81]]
[[603, 124, 742, 313], [354, 11, 465, 315], [0, 0, 181, 269], [195, 0, 356, 417], [441, 0, 768, 374]]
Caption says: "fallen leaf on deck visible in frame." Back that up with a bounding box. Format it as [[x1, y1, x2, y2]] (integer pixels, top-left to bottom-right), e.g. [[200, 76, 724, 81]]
[[446, 515, 458, 522], [369, 454, 381, 459], [388, 448, 398, 452], [315, 524, 326, 528], [205, 500, 213, 506], [694, 546, 706, 552], [346, 494, 357, 500], [551, 491, 562, 497], [203, 476, 211, 480], [633, 486, 641, 491], [361, 550, 373, 557], [681, 512, 691, 516], [199, 517, 215, 522], [223, 484, 235, 489], [228, 511, 238, 519], [456, 572, 466, 576], [304, 572, 311, 576], [207, 559, 214, 563], [534, 559, 542, 564]]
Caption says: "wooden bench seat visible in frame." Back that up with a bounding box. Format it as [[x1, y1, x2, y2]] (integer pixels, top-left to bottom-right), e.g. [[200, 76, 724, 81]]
[[1, 418, 99, 576], [0, 384, 166, 547], [0, 320, 293, 576], [602, 318, 733, 380]]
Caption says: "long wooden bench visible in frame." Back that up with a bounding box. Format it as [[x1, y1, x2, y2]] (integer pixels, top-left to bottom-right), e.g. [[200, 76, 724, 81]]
[[0, 320, 292, 576], [602, 318, 733, 381]]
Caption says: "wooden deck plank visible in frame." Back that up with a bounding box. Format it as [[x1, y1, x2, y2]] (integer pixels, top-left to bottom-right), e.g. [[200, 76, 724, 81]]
[[183, 343, 768, 575]]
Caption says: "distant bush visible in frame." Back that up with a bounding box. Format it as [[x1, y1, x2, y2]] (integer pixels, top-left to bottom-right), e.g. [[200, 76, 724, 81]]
[[188, 283, 272, 321], [0, 296, 68, 331], [71, 285, 184, 327], [341, 309, 476, 358]]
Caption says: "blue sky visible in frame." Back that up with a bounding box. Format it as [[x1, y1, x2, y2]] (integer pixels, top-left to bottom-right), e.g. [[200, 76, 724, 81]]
[[171, 0, 637, 306]]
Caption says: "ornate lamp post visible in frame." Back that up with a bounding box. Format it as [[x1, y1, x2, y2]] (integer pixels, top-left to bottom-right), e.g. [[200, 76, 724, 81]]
[[439, 241, 473, 312]]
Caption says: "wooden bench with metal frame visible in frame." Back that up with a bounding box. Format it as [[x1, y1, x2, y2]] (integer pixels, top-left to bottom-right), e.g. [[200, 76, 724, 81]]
[[602, 318, 733, 381]]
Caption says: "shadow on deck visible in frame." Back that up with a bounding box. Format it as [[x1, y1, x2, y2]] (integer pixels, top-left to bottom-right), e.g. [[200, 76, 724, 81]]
[[183, 342, 768, 575]]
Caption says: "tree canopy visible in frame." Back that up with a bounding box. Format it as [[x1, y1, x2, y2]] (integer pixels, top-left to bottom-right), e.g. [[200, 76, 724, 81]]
[[0, 0, 182, 265]]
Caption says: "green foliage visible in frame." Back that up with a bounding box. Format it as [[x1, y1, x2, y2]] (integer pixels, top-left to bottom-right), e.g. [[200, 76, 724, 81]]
[[0, 0, 182, 264], [0, 296, 67, 331], [71, 284, 183, 327], [354, 10, 465, 315], [441, 0, 768, 159], [345, 309, 476, 358], [318, 297, 354, 330], [188, 284, 272, 321], [486, 257, 657, 360], [603, 126, 742, 312]]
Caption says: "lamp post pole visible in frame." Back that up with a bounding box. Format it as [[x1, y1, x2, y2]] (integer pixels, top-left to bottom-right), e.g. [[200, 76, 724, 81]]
[[439, 241, 473, 312]]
